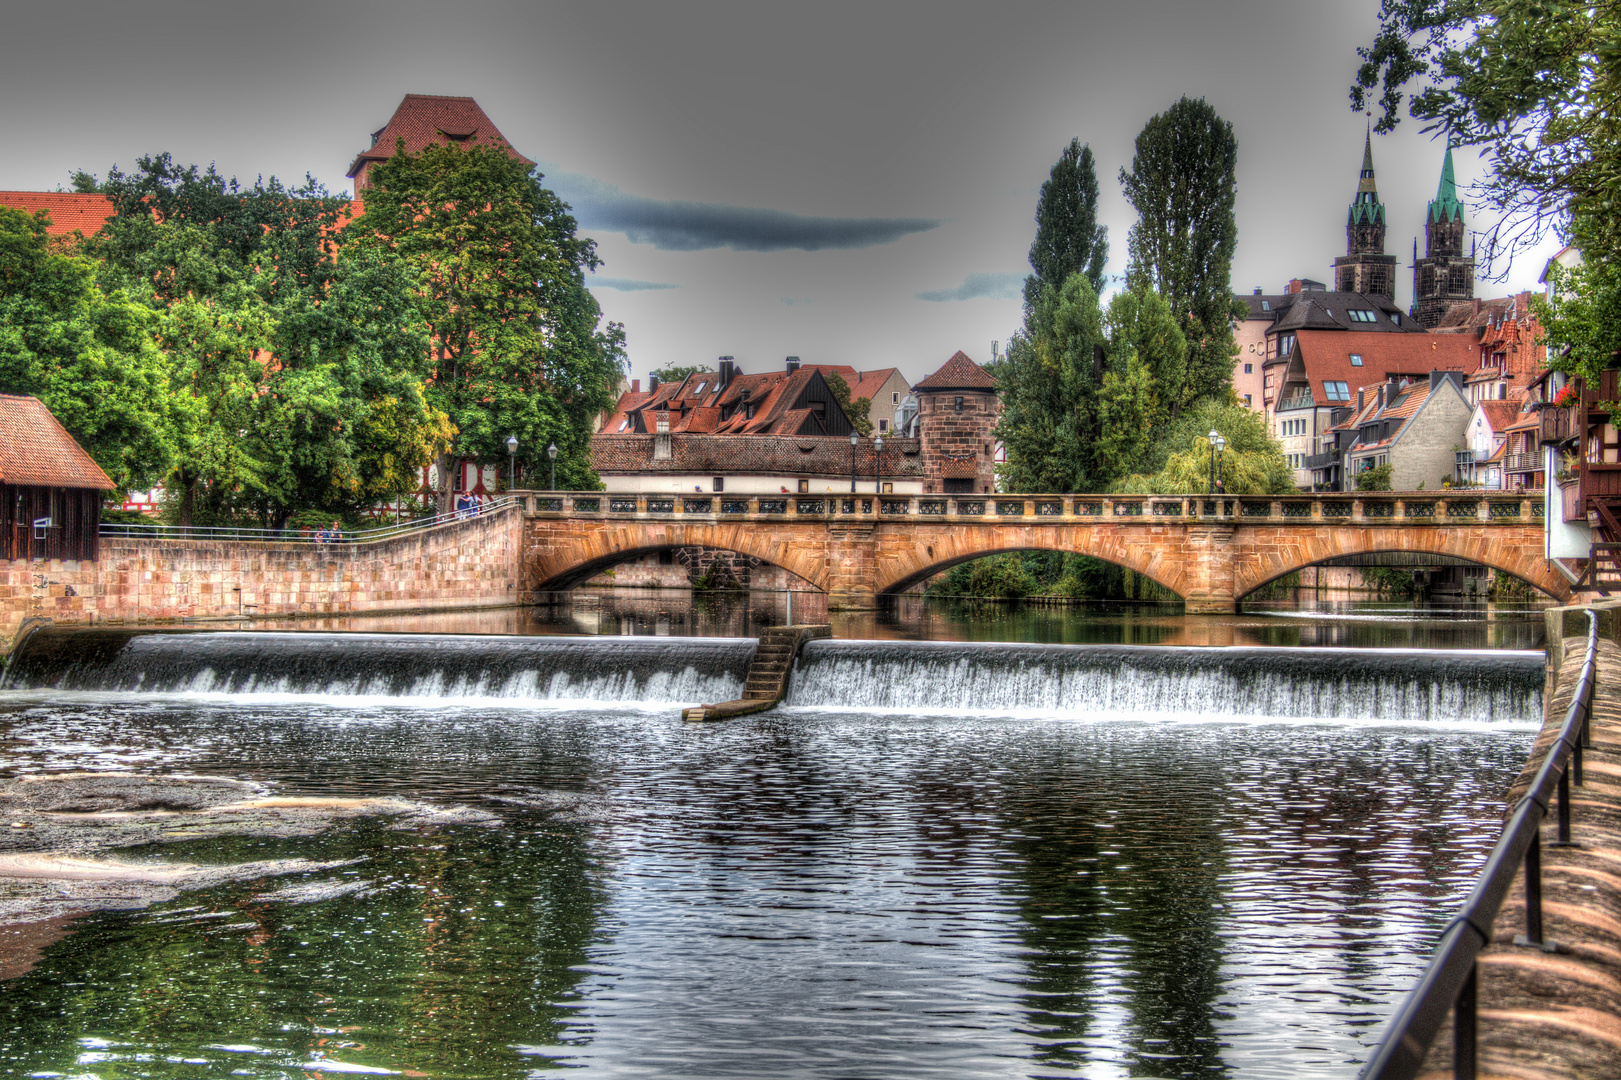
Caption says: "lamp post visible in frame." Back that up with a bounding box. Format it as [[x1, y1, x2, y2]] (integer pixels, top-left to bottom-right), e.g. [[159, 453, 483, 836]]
[[1215, 434, 1227, 497], [1207, 429, 1221, 495], [546, 441, 558, 491], [874, 434, 885, 501], [849, 431, 859, 493], [506, 434, 518, 492]]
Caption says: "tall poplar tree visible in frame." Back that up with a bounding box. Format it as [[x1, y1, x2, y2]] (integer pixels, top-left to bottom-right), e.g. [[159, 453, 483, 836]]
[[1027, 139, 1109, 300], [1119, 97, 1240, 406]]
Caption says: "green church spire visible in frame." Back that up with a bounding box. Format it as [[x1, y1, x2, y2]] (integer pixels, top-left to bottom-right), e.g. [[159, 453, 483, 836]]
[[1428, 140, 1464, 223]]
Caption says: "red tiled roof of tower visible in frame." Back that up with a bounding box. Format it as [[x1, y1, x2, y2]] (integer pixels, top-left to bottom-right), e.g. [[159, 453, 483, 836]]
[[348, 94, 534, 184], [0, 395, 116, 490], [0, 192, 116, 237], [914, 351, 997, 391]]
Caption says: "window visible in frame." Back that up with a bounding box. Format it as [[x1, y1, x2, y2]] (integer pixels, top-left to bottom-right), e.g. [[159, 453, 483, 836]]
[[1280, 334, 1295, 356], [617, 418, 629, 431], [659, 549, 675, 565], [712, 477, 724, 492], [1350, 354, 1363, 366], [1243, 363, 1253, 374], [1244, 394, 1253, 407], [878, 419, 888, 432], [1392, 313, 1401, 326], [1261, 300, 1270, 311], [892, 392, 900, 404], [1348, 309, 1377, 323], [797, 479, 809, 494], [1324, 381, 1351, 402], [954, 396, 964, 412]]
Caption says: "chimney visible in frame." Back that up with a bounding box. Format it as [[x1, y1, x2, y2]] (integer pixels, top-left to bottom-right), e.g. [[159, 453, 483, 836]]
[[649, 373, 660, 392], [1287, 279, 1303, 294], [1357, 387, 1365, 411], [1254, 287, 1262, 296], [632, 379, 640, 393], [718, 356, 735, 390], [786, 355, 801, 374]]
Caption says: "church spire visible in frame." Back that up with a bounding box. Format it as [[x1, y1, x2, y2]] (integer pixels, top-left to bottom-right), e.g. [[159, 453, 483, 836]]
[[1336, 130, 1396, 295], [1428, 139, 1463, 224], [1348, 130, 1385, 227]]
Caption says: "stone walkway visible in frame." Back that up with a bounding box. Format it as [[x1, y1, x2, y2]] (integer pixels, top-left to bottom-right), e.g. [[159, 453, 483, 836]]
[[1417, 635, 1621, 1078]]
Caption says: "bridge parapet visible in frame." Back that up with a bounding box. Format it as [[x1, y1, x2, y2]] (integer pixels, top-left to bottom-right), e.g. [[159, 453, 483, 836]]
[[515, 490, 1543, 526]]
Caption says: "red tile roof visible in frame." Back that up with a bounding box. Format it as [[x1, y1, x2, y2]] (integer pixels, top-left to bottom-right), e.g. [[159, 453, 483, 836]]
[[914, 351, 997, 391], [0, 192, 115, 237], [600, 365, 851, 437], [1476, 399, 1524, 433], [1283, 331, 1477, 407], [348, 94, 534, 183], [0, 395, 115, 490], [592, 434, 923, 478]]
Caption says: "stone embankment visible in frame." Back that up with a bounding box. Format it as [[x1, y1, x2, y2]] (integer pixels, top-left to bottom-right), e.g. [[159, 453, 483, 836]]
[[0, 505, 521, 653], [1413, 603, 1621, 1077]]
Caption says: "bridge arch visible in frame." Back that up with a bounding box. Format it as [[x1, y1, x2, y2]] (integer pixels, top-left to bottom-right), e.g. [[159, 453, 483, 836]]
[[874, 525, 1192, 600], [1235, 528, 1567, 601], [523, 519, 832, 594]]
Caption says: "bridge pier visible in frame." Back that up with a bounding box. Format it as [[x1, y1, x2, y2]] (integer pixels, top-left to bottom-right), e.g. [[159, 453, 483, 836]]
[[1180, 524, 1237, 614], [827, 523, 878, 611]]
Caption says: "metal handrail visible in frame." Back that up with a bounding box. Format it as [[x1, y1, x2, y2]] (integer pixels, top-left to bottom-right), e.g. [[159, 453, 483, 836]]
[[98, 496, 519, 545], [1361, 609, 1600, 1080]]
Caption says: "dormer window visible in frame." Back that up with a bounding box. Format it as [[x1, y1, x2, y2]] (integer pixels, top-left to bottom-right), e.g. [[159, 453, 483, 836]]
[[1348, 309, 1378, 323], [1350, 354, 1363, 366], [1261, 300, 1270, 312]]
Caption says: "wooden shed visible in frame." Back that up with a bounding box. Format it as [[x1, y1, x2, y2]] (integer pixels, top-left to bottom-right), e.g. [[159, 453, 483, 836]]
[[0, 395, 115, 561]]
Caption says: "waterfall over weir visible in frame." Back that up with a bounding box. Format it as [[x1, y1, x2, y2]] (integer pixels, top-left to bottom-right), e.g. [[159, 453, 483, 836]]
[[4, 630, 753, 705], [4, 630, 1543, 723], [784, 640, 1544, 724]]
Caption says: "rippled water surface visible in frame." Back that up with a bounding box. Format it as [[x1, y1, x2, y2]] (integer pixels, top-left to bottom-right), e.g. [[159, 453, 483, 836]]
[[0, 691, 1531, 1079]]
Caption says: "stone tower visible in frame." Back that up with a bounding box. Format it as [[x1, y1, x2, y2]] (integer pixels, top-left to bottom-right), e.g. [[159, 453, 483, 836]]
[[912, 351, 1000, 495], [1333, 132, 1396, 298], [1412, 141, 1475, 328]]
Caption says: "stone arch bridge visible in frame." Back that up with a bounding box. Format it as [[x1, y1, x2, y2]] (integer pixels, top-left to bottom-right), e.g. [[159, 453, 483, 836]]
[[518, 491, 1565, 612]]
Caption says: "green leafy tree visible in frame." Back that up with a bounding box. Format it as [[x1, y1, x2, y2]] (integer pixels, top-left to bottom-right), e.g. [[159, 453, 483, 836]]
[[0, 206, 182, 491], [997, 274, 1109, 492], [1105, 286, 1187, 428], [1112, 399, 1294, 495], [1027, 138, 1109, 301], [1356, 462, 1394, 491], [1351, 1, 1621, 266], [651, 363, 711, 384], [353, 140, 626, 505], [1119, 97, 1240, 404], [824, 371, 873, 435]]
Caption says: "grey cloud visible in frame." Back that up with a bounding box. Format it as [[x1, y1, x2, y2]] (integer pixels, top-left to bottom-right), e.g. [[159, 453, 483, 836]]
[[915, 272, 1025, 303], [588, 277, 679, 291], [550, 173, 939, 252]]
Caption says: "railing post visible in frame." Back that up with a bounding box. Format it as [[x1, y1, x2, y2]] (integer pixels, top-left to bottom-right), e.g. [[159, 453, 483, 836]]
[[1455, 963, 1477, 1080]]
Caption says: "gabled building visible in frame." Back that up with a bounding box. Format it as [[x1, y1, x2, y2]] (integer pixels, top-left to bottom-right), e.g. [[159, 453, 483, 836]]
[[1247, 281, 1421, 417], [0, 395, 115, 562], [602, 358, 859, 438], [1432, 292, 1545, 405], [1333, 132, 1398, 298], [912, 351, 999, 494], [1457, 398, 1527, 489], [1338, 371, 1472, 490], [1271, 330, 1476, 487]]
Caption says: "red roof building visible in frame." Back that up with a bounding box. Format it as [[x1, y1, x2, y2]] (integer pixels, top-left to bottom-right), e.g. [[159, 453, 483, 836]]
[[0, 192, 115, 237], [0, 395, 114, 562], [348, 94, 534, 191]]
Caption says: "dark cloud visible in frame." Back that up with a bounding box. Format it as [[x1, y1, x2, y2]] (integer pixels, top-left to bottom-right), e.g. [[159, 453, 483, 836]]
[[587, 277, 679, 292], [915, 272, 1025, 303], [550, 173, 939, 252]]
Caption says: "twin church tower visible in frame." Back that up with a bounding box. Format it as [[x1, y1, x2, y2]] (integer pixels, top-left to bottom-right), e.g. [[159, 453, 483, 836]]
[[1331, 133, 1474, 329]]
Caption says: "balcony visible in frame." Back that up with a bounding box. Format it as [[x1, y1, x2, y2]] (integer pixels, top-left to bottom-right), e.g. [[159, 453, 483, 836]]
[[1277, 394, 1316, 413], [1304, 450, 1339, 470], [1504, 452, 1540, 475]]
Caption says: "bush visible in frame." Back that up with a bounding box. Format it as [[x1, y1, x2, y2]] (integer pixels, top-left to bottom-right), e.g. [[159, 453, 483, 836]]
[[1356, 463, 1393, 491]]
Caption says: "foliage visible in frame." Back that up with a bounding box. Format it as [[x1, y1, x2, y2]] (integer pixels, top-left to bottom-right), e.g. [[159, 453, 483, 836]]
[[1119, 97, 1241, 404], [651, 363, 711, 384], [1360, 565, 1419, 597], [352, 140, 626, 503], [824, 371, 873, 435], [0, 206, 183, 492], [1356, 462, 1394, 491], [1533, 260, 1621, 391], [1111, 400, 1295, 495], [1027, 138, 1109, 301], [1351, 0, 1621, 267], [996, 274, 1109, 492]]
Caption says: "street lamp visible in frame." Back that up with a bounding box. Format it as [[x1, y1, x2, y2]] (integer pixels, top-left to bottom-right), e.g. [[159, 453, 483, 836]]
[[506, 434, 519, 492], [874, 434, 885, 500], [1207, 429, 1221, 495], [1216, 434, 1227, 495], [546, 441, 558, 491], [849, 431, 859, 493]]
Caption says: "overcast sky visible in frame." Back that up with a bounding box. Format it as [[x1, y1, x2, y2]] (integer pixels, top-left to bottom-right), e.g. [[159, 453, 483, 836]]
[[0, 0, 1558, 386]]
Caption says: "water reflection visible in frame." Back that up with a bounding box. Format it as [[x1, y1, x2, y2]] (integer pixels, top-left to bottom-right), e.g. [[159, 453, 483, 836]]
[[0, 699, 1531, 1079], [215, 587, 1549, 650]]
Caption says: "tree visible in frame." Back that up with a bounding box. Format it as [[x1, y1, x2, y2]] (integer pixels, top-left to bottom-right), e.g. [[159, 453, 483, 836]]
[[1356, 462, 1394, 491], [353, 140, 626, 506], [824, 371, 873, 435], [651, 363, 711, 384], [0, 206, 183, 492], [996, 274, 1109, 493], [1119, 97, 1241, 404], [1027, 139, 1109, 301], [1351, 1, 1621, 268], [1112, 400, 1294, 495]]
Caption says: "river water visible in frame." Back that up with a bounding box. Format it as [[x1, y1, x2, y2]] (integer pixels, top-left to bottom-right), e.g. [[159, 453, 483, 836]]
[[0, 594, 1551, 1079]]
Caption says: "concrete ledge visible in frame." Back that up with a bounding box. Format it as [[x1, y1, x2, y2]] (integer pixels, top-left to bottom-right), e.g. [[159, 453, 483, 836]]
[[682, 624, 831, 722]]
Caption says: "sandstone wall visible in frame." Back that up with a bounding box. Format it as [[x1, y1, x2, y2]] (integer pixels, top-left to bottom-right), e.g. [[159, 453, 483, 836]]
[[1, 506, 521, 652]]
